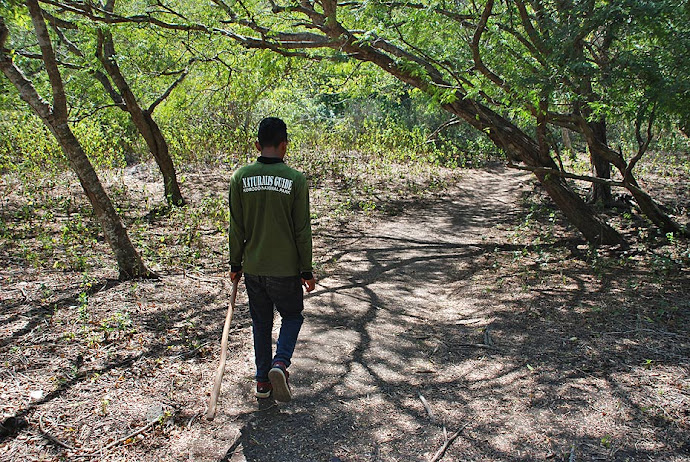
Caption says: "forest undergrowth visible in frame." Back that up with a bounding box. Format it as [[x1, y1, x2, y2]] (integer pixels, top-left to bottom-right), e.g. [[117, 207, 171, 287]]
[[1, 147, 689, 461]]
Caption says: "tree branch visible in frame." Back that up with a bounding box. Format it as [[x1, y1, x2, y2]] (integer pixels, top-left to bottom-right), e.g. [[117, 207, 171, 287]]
[[426, 117, 461, 142], [41, 9, 78, 30], [40, 0, 211, 32], [627, 102, 657, 180], [70, 103, 125, 123], [388, 14, 464, 91], [507, 163, 628, 187], [470, 0, 512, 95], [338, 1, 475, 26], [263, 0, 327, 28], [148, 66, 190, 113], [514, 0, 548, 56], [547, 111, 581, 132], [0, 16, 54, 126], [28, 0, 68, 119], [495, 22, 546, 67], [92, 69, 125, 107], [14, 49, 81, 69], [152, 0, 192, 22]]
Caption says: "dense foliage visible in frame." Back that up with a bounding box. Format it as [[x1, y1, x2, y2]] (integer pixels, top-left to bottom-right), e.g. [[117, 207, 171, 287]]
[[1, 0, 689, 274]]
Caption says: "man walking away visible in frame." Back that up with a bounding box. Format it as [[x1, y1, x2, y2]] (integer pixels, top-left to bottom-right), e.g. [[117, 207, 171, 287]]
[[229, 117, 316, 403]]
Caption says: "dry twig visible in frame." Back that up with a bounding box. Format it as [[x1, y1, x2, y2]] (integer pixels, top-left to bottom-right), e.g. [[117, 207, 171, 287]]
[[18, 286, 30, 301], [101, 417, 159, 452], [418, 392, 436, 422], [187, 413, 200, 430], [483, 325, 494, 346], [429, 422, 469, 462], [185, 272, 225, 284], [49, 416, 164, 458], [455, 343, 498, 350], [39, 415, 75, 450], [173, 341, 211, 359]]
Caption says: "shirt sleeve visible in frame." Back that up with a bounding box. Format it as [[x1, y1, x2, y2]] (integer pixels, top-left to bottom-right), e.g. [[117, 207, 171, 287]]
[[229, 173, 245, 269], [292, 175, 313, 274]]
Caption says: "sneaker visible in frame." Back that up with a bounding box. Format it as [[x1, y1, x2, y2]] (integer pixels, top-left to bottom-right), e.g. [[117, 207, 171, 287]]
[[268, 362, 292, 402], [255, 381, 272, 399]]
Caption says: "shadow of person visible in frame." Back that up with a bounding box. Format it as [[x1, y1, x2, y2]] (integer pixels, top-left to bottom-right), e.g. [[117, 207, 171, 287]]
[[221, 398, 348, 462]]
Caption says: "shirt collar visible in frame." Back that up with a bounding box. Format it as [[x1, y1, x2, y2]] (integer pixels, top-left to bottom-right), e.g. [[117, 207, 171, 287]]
[[257, 156, 284, 164]]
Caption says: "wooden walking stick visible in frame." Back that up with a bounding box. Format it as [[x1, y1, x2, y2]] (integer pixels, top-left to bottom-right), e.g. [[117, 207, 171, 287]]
[[206, 278, 239, 420]]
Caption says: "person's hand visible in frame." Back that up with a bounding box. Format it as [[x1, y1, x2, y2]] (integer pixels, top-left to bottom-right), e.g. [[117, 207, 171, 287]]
[[230, 271, 242, 283], [301, 277, 316, 293]]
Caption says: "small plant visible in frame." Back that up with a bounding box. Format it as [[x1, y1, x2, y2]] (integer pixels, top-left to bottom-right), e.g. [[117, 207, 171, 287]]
[[100, 311, 133, 340], [99, 398, 110, 416], [600, 434, 611, 448], [77, 292, 89, 325]]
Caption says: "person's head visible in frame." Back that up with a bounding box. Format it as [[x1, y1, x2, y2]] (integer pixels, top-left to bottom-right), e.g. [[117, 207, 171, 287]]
[[257, 117, 288, 150]]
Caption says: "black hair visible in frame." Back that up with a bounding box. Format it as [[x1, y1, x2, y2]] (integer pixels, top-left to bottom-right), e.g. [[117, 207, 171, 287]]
[[257, 117, 288, 148]]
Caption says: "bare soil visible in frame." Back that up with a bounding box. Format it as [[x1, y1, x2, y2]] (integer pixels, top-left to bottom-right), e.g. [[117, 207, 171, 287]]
[[1, 160, 689, 462]]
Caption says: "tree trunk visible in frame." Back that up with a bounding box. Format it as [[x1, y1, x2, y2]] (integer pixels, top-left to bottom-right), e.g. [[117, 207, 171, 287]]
[[583, 124, 685, 235], [625, 176, 684, 235], [445, 99, 624, 245], [53, 123, 153, 279], [561, 128, 573, 154], [142, 110, 185, 206], [587, 120, 613, 206], [1, 6, 153, 280], [324, 33, 625, 246], [97, 29, 185, 207]]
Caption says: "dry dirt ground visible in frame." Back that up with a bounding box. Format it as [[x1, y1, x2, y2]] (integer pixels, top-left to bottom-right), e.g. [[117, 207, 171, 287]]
[[1, 162, 689, 461]]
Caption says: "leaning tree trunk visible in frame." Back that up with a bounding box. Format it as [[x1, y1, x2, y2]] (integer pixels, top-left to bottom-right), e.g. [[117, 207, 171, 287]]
[[625, 176, 683, 235], [52, 124, 153, 279], [323, 31, 625, 245], [587, 120, 613, 206], [445, 99, 624, 245], [217, 0, 675, 241], [141, 110, 185, 206], [0, 5, 152, 280], [97, 28, 185, 207], [584, 129, 685, 235]]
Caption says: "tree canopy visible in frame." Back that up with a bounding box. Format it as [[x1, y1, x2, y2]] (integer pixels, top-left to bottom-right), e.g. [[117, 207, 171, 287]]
[[1, 0, 689, 273]]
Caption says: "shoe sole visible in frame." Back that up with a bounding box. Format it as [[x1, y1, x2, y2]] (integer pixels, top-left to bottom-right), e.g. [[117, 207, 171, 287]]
[[255, 390, 271, 399], [268, 367, 292, 402]]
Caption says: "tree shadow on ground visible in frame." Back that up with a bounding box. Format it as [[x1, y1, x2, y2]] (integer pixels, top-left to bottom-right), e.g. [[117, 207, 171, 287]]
[[220, 170, 688, 461], [2, 168, 688, 461]]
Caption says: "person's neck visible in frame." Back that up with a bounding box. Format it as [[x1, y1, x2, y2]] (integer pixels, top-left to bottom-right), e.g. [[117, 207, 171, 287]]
[[260, 148, 284, 159]]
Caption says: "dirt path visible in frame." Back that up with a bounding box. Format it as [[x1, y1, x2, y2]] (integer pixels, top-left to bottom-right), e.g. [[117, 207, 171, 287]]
[[186, 167, 688, 461], [2, 167, 688, 461], [180, 167, 531, 461]]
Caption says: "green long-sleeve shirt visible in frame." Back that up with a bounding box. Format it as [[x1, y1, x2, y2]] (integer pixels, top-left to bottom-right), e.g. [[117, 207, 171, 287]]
[[229, 157, 313, 277]]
